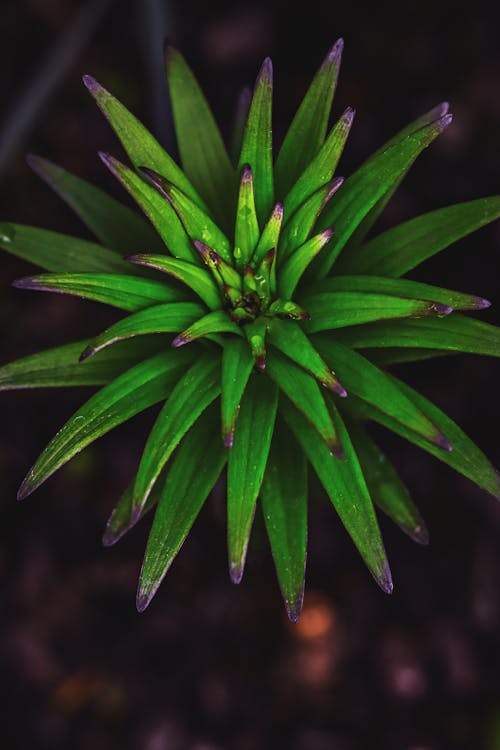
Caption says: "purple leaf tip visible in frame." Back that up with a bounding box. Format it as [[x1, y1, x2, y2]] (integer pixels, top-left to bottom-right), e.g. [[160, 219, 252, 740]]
[[285, 595, 304, 624], [332, 380, 348, 398], [171, 334, 190, 348], [82, 74, 99, 94], [475, 297, 492, 309], [323, 38, 344, 67], [223, 431, 234, 449], [79, 345, 94, 362], [230, 562, 244, 585], [12, 277, 37, 290], [377, 561, 394, 594], [136, 589, 153, 613], [241, 163, 253, 183], [411, 523, 430, 546], [438, 113, 453, 132], [258, 57, 273, 85], [437, 434, 453, 452]]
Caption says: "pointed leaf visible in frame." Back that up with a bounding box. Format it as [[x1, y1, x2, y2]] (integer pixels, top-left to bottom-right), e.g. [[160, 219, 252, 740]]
[[283, 106, 354, 219], [341, 377, 500, 498], [13, 272, 186, 311], [252, 202, 283, 265], [268, 319, 345, 394], [166, 46, 236, 229], [231, 87, 252, 166], [279, 178, 343, 263], [261, 417, 307, 622], [282, 396, 392, 593], [337, 197, 500, 277], [335, 314, 500, 357], [27, 155, 163, 252], [314, 275, 490, 311], [132, 353, 221, 516], [301, 291, 452, 334], [265, 349, 342, 454], [100, 154, 197, 263], [227, 374, 278, 582], [275, 39, 343, 196], [311, 112, 452, 278], [0, 224, 131, 274], [17, 349, 195, 500], [83, 74, 204, 206], [137, 405, 226, 611], [0, 337, 165, 390], [234, 165, 260, 267], [279, 228, 333, 298], [103, 472, 162, 547], [81, 302, 205, 360], [346, 417, 428, 544], [314, 337, 450, 450], [221, 338, 255, 447], [128, 254, 220, 309], [238, 59, 274, 224], [172, 310, 242, 348]]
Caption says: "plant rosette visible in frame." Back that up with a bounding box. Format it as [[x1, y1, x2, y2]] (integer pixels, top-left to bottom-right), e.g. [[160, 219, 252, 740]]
[[1, 39, 500, 621]]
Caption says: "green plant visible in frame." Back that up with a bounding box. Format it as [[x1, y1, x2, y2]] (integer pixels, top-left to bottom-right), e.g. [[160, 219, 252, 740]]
[[1, 39, 500, 621]]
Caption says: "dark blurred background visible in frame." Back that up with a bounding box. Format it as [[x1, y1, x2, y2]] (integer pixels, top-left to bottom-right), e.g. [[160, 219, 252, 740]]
[[1, 1, 500, 749]]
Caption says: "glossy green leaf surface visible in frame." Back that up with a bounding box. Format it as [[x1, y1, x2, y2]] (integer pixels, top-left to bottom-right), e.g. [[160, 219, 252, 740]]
[[266, 349, 342, 454], [103, 472, 163, 547], [166, 47, 236, 229], [17, 350, 194, 500], [338, 197, 500, 277], [275, 39, 343, 197], [0, 224, 130, 274], [132, 352, 220, 516], [221, 337, 255, 447], [238, 59, 274, 225], [261, 417, 307, 622], [336, 314, 500, 357], [301, 291, 451, 334], [227, 374, 278, 582], [282, 397, 392, 593], [138, 405, 227, 611], [234, 165, 260, 267], [81, 302, 205, 359], [346, 418, 428, 544], [13, 272, 185, 311], [27, 155, 162, 252], [314, 337, 450, 449], [172, 310, 243, 348], [128, 254, 220, 310]]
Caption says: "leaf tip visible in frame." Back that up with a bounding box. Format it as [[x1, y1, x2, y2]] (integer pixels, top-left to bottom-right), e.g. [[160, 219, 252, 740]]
[[324, 37, 344, 67], [241, 163, 253, 184], [223, 430, 235, 449], [78, 345, 94, 362], [436, 434, 453, 452], [12, 276, 36, 290], [411, 523, 430, 546], [17, 474, 35, 502], [475, 297, 492, 310], [437, 113, 453, 132], [377, 561, 394, 594], [229, 561, 244, 585], [171, 334, 191, 348], [257, 57, 273, 86], [136, 587, 154, 613], [82, 73, 99, 93], [285, 595, 304, 624]]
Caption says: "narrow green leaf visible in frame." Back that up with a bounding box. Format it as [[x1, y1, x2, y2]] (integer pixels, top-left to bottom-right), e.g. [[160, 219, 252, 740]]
[[238, 59, 274, 225], [252, 202, 283, 265], [266, 349, 342, 455], [100, 154, 198, 263], [166, 46, 237, 229], [313, 275, 490, 312], [268, 319, 346, 395], [336, 103, 451, 257], [132, 353, 221, 517], [231, 87, 252, 166], [13, 272, 186, 312], [301, 291, 452, 334], [128, 254, 220, 310], [234, 165, 260, 268], [27, 155, 163, 252], [17, 349, 195, 500], [227, 374, 278, 582], [312, 112, 452, 278], [283, 106, 354, 219], [0, 223, 131, 274], [220, 338, 255, 448], [314, 337, 450, 449], [137, 405, 226, 611], [172, 310, 243, 348], [81, 302, 205, 360], [261, 417, 307, 622], [244, 316, 268, 370], [193, 241, 241, 290], [335, 314, 500, 358], [103, 472, 162, 547], [341, 377, 500, 498], [346, 417, 428, 544], [141, 168, 233, 264], [282, 397, 392, 593], [83, 74, 204, 206], [279, 178, 343, 263], [367, 348, 453, 365], [0, 337, 165, 390], [337, 197, 500, 277], [279, 228, 333, 298], [275, 39, 343, 197]]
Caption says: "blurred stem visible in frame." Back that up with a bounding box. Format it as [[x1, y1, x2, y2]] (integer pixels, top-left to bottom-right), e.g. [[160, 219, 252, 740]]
[[0, 0, 115, 178], [140, 0, 174, 149]]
